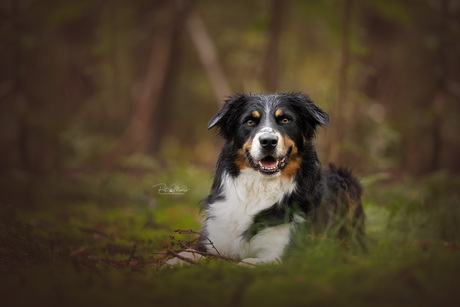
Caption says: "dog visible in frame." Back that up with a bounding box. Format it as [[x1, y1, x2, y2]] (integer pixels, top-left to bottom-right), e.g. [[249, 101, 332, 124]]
[[167, 93, 364, 266]]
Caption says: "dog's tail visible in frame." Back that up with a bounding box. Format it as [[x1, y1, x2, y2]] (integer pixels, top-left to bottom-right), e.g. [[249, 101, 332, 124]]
[[325, 164, 363, 200], [321, 164, 366, 248]]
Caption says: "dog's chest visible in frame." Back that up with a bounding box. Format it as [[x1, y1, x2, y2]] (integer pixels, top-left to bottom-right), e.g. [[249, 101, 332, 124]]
[[205, 169, 296, 259]]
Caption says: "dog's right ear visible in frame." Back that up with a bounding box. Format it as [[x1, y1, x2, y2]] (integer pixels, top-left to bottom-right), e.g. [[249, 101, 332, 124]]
[[207, 108, 226, 130], [208, 94, 247, 139]]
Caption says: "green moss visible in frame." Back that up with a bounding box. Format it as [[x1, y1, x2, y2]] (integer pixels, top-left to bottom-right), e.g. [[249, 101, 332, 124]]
[[1, 164, 459, 306]]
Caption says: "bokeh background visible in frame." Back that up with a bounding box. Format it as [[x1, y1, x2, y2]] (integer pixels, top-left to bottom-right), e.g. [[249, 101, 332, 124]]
[[1, 1, 460, 305], [2, 0, 460, 185]]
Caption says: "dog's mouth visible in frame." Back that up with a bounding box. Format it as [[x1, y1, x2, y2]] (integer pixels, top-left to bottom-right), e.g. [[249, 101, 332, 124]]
[[245, 147, 292, 175]]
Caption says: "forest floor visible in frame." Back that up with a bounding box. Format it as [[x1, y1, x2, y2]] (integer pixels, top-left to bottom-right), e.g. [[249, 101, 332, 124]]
[[1, 157, 459, 306]]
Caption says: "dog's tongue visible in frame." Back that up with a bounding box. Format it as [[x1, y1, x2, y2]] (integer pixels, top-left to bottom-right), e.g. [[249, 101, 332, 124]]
[[260, 157, 277, 168]]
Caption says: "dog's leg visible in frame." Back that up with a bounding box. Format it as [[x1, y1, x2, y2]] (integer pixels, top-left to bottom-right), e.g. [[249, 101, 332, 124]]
[[239, 223, 292, 266]]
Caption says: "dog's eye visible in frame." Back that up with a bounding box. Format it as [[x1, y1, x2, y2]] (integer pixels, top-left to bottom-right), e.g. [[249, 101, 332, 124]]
[[246, 119, 255, 126], [281, 118, 290, 124]]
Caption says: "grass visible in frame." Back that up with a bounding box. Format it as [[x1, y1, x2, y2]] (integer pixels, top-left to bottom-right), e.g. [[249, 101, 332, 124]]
[[0, 160, 459, 307]]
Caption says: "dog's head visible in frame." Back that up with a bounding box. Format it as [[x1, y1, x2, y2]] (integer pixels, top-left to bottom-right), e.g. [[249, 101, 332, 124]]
[[208, 93, 329, 178]]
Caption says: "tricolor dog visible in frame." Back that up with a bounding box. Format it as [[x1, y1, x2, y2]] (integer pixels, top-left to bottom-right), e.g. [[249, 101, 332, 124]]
[[168, 93, 365, 266]]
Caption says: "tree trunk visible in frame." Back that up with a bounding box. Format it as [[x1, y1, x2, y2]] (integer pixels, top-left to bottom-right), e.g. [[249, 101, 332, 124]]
[[263, 0, 288, 92], [149, 1, 190, 153], [430, 0, 449, 172], [104, 3, 179, 167], [186, 10, 231, 105], [328, 0, 352, 163]]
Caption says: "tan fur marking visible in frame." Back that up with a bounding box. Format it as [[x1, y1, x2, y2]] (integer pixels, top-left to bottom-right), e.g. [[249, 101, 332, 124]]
[[281, 154, 301, 178], [281, 137, 301, 178], [235, 138, 253, 169], [251, 110, 260, 118], [275, 109, 283, 117]]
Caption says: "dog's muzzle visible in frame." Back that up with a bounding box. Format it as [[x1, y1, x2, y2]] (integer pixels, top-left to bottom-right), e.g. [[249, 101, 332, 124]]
[[245, 128, 291, 175], [245, 147, 292, 176]]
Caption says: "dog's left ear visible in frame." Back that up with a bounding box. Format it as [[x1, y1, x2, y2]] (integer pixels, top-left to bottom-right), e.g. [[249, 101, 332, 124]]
[[308, 101, 330, 127], [286, 93, 329, 127], [208, 93, 247, 139]]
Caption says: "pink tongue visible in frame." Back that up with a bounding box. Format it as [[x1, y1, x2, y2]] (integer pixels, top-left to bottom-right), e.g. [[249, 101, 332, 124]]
[[260, 158, 277, 168]]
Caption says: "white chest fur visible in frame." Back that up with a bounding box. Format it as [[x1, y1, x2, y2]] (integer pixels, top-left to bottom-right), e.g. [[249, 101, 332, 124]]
[[204, 168, 297, 262]]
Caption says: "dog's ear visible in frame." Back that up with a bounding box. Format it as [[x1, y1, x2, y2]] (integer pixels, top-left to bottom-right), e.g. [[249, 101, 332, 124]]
[[286, 93, 329, 136], [208, 93, 247, 139], [207, 106, 227, 130], [308, 101, 330, 127]]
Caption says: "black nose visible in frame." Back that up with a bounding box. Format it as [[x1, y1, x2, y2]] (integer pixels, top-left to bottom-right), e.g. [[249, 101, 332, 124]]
[[259, 135, 278, 150]]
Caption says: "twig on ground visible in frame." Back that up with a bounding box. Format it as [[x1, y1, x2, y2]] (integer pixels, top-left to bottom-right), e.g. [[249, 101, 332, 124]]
[[126, 244, 137, 266], [170, 235, 193, 250], [174, 229, 221, 256]]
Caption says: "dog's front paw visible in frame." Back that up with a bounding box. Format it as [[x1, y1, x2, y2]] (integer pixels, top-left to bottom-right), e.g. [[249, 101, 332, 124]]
[[164, 250, 203, 267], [239, 258, 262, 267]]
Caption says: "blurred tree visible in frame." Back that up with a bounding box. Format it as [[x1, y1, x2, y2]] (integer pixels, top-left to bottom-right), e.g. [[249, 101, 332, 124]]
[[327, 0, 352, 163], [186, 9, 231, 105], [430, 0, 449, 172], [1, 0, 459, 183], [262, 0, 288, 92], [358, 0, 460, 174], [106, 1, 189, 165]]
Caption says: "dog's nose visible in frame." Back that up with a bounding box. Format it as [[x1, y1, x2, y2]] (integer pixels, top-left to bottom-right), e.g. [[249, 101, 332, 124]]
[[259, 135, 278, 150]]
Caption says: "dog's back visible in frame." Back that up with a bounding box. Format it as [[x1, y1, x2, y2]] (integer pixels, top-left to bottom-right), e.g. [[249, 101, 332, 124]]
[[313, 164, 365, 241]]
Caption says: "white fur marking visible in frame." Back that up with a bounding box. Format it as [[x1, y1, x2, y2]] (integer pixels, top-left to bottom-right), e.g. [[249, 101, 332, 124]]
[[251, 128, 284, 160], [204, 169, 297, 263]]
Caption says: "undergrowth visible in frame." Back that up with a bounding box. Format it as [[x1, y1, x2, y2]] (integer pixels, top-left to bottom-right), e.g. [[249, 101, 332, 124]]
[[0, 160, 459, 307]]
